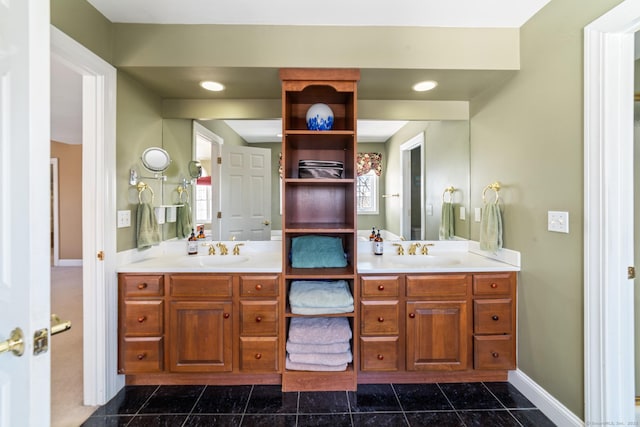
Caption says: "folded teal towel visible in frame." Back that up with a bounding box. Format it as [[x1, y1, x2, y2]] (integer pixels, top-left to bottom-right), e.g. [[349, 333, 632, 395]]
[[176, 202, 192, 239], [479, 203, 503, 252], [439, 202, 455, 240], [136, 203, 161, 249], [291, 235, 347, 268]]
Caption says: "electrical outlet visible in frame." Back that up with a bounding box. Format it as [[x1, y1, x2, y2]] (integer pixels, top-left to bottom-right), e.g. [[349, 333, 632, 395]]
[[117, 210, 131, 228], [459, 206, 466, 221], [548, 211, 569, 233]]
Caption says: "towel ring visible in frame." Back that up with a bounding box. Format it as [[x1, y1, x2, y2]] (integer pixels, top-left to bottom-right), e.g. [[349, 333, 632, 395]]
[[482, 182, 501, 204], [442, 186, 455, 203], [137, 182, 155, 204], [177, 185, 189, 203]]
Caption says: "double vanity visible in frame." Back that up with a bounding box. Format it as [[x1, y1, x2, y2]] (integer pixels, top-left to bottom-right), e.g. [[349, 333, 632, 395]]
[[117, 239, 520, 389]]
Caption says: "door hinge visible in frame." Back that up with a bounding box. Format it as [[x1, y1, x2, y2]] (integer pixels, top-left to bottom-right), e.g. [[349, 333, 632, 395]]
[[217, 211, 222, 219], [97, 251, 104, 261], [217, 157, 222, 164], [628, 266, 636, 279]]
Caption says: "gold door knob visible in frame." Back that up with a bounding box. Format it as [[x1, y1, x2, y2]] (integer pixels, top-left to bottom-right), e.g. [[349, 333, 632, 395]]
[[0, 328, 24, 357], [262, 220, 270, 226]]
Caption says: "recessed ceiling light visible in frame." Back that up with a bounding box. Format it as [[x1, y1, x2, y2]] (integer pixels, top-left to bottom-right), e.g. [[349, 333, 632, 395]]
[[412, 80, 438, 92], [200, 81, 225, 92]]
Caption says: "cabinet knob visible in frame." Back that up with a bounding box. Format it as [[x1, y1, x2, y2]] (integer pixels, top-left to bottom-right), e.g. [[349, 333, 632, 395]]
[[223, 313, 230, 319], [255, 284, 263, 291], [377, 317, 384, 323], [377, 354, 384, 360], [491, 315, 499, 321], [137, 316, 146, 323], [137, 282, 148, 290], [255, 353, 262, 360], [136, 353, 146, 360], [378, 284, 385, 291], [490, 283, 498, 289], [409, 313, 415, 318], [255, 316, 262, 323], [492, 352, 499, 358]]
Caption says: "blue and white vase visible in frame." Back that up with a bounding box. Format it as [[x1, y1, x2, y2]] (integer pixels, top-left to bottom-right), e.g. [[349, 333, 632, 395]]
[[306, 103, 334, 130]]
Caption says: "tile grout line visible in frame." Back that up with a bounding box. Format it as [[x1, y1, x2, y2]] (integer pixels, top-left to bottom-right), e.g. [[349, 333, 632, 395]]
[[436, 383, 469, 427], [480, 381, 526, 427], [238, 384, 255, 426], [389, 383, 411, 426], [122, 384, 161, 427], [179, 384, 208, 427]]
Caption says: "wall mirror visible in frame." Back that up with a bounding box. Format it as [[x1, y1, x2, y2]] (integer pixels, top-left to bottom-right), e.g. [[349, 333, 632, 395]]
[[191, 118, 470, 242], [141, 146, 171, 173]]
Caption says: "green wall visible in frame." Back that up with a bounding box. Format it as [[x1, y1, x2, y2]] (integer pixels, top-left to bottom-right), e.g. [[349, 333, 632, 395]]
[[468, 0, 623, 417]]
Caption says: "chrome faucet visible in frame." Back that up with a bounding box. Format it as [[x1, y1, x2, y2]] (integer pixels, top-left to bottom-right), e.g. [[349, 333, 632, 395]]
[[233, 243, 244, 255]]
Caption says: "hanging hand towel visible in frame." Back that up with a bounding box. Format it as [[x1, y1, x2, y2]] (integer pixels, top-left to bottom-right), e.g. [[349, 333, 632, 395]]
[[176, 201, 192, 239], [439, 202, 455, 240], [136, 202, 161, 249], [479, 203, 503, 253]]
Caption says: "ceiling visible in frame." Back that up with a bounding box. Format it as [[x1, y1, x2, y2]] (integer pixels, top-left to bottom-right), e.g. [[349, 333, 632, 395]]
[[52, 1, 551, 145]]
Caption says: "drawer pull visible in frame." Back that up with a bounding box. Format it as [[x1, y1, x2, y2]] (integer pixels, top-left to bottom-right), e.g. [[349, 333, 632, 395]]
[[377, 317, 384, 323], [137, 282, 148, 290], [255, 284, 263, 291], [377, 354, 384, 360], [223, 313, 230, 319], [409, 313, 415, 319], [490, 283, 498, 289], [491, 315, 499, 321], [255, 316, 262, 323], [137, 316, 146, 323], [255, 353, 262, 360], [378, 284, 385, 291], [136, 353, 146, 360], [492, 352, 499, 358]]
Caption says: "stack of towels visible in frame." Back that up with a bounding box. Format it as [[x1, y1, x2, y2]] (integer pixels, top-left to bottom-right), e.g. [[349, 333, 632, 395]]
[[286, 317, 353, 371], [289, 280, 354, 315]]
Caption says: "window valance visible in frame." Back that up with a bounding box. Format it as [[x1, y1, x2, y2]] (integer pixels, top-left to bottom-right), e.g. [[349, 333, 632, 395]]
[[356, 153, 382, 176]]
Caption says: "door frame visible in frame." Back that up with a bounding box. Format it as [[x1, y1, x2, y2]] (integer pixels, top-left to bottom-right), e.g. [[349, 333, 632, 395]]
[[51, 26, 120, 405], [400, 133, 424, 240], [51, 158, 60, 266], [584, 0, 639, 422], [192, 121, 223, 240]]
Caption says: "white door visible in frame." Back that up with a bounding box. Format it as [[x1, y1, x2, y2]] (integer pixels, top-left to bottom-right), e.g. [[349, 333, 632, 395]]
[[220, 145, 272, 240], [0, 0, 52, 426]]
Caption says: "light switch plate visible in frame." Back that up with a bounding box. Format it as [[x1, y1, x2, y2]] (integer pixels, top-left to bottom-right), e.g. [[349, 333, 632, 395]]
[[459, 206, 466, 221], [548, 211, 569, 233], [474, 207, 482, 222], [117, 210, 131, 228]]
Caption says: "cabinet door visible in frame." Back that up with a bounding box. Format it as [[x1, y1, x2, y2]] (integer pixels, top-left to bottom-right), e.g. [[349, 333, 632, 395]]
[[169, 300, 233, 372], [406, 301, 469, 371]]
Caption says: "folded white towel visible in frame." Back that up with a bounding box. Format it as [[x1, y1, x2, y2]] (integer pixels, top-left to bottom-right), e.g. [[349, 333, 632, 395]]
[[288, 350, 353, 366], [289, 280, 354, 308], [288, 317, 352, 344], [290, 305, 354, 315], [285, 355, 347, 372], [286, 340, 351, 354]]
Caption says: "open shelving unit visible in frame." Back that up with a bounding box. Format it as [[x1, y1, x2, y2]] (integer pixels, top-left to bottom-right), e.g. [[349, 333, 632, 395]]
[[279, 68, 360, 391]]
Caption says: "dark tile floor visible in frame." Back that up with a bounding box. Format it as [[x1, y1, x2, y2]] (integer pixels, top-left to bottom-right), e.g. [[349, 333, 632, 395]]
[[81, 382, 556, 426]]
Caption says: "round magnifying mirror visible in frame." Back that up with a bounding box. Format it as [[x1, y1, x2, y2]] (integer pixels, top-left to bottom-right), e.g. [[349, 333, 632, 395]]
[[141, 147, 171, 173], [188, 160, 203, 179]]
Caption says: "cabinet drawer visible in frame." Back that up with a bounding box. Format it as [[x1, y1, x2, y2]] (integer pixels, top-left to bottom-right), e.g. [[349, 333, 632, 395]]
[[240, 337, 279, 372], [360, 301, 399, 335], [120, 337, 164, 373], [361, 276, 400, 298], [240, 275, 279, 297], [474, 299, 512, 334], [121, 275, 164, 297], [360, 337, 399, 371], [473, 273, 514, 297], [474, 335, 515, 370], [169, 274, 233, 298], [240, 300, 279, 336], [123, 300, 164, 336], [406, 274, 469, 298]]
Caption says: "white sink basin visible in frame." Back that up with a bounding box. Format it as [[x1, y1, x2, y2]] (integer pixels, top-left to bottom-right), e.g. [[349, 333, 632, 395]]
[[177, 255, 250, 267], [388, 255, 461, 267]]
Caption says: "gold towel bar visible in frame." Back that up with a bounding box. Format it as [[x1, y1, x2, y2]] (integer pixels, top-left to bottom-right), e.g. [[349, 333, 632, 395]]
[[442, 186, 455, 203], [482, 182, 501, 204], [136, 181, 155, 204]]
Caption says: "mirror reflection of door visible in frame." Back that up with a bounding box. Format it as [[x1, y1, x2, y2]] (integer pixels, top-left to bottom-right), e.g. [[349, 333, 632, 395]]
[[400, 133, 424, 240], [634, 32, 640, 410]]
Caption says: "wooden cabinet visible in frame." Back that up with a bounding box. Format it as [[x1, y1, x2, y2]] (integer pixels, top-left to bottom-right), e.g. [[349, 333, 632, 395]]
[[472, 272, 516, 370], [359, 276, 401, 372], [280, 68, 360, 391]]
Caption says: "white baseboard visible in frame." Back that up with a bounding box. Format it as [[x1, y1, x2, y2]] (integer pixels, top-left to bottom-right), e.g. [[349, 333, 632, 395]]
[[509, 369, 583, 427], [57, 259, 82, 267]]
